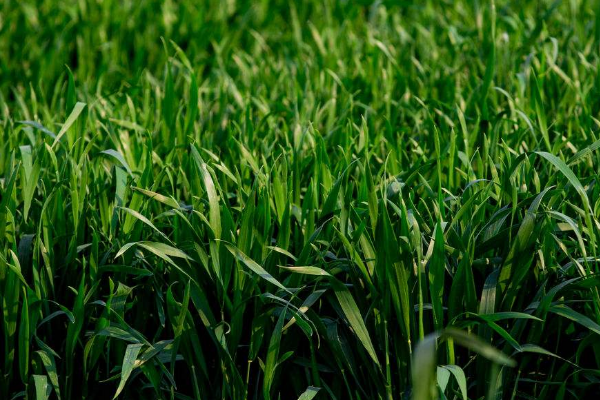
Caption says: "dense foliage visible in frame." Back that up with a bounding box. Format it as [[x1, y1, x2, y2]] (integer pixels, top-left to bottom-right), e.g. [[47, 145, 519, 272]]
[[2, 0, 600, 399]]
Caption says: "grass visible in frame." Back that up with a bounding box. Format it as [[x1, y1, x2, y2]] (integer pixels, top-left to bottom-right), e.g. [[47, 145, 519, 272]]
[[2, 0, 600, 399]]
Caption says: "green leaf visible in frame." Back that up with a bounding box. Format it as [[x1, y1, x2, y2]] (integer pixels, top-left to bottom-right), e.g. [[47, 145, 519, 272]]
[[18, 288, 30, 383], [297, 386, 320, 400], [192, 146, 221, 239], [267, 246, 297, 261], [536, 151, 593, 217], [321, 170, 344, 218], [437, 366, 451, 394], [36, 350, 61, 400], [440, 365, 468, 400], [412, 328, 515, 400], [443, 328, 516, 367], [279, 266, 331, 276], [185, 73, 198, 135], [516, 344, 576, 366], [331, 279, 380, 367], [108, 118, 145, 132], [263, 307, 287, 400], [225, 243, 290, 293], [476, 311, 542, 323], [17, 121, 56, 138], [137, 241, 193, 261], [412, 333, 438, 400], [101, 149, 134, 176], [132, 187, 180, 209], [33, 375, 52, 400], [52, 102, 86, 148], [429, 222, 446, 329], [113, 343, 144, 399], [19, 145, 41, 222], [531, 72, 551, 151], [549, 304, 600, 336], [119, 207, 169, 241]]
